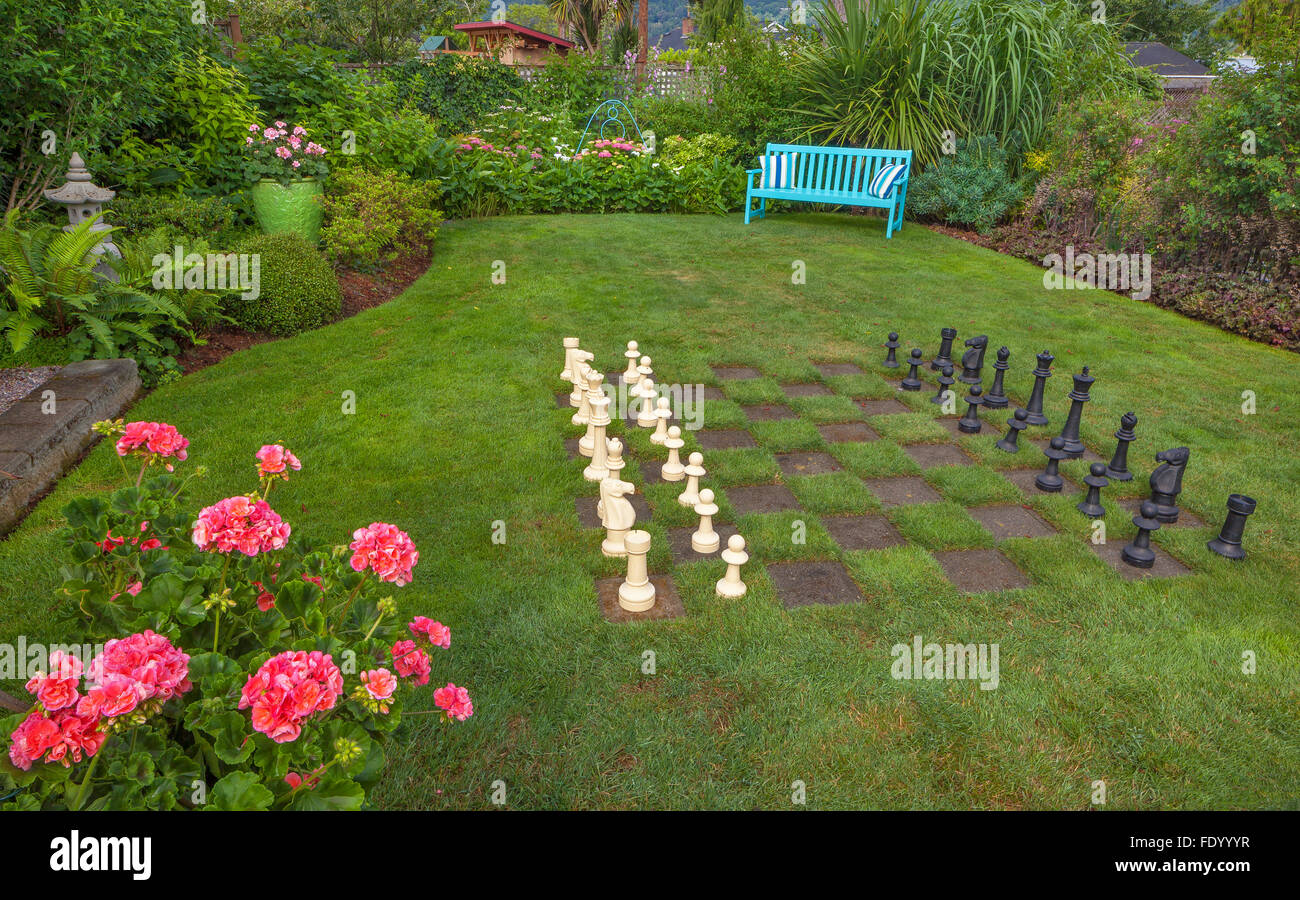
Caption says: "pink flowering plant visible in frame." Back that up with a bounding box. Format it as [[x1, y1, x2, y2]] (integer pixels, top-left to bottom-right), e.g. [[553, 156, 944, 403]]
[[2, 425, 472, 810], [243, 121, 328, 185]]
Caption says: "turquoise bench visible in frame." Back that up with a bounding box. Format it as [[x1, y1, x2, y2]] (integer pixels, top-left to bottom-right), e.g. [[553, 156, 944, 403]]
[[745, 144, 912, 238]]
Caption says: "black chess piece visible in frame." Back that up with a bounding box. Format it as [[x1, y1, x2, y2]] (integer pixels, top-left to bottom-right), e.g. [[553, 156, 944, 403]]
[[958, 335, 989, 386], [931, 327, 957, 371], [900, 349, 924, 391], [1121, 500, 1163, 569], [1148, 447, 1190, 523], [1056, 366, 1095, 458], [1024, 350, 1054, 427], [1034, 436, 1068, 492], [995, 408, 1029, 453], [958, 385, 984, 433], [984, 346, 1010, 409], [884, 332, 901, 368], [1207, 494, 1256, 560], [1105, 411, 1137, 481], [930, 364, 955, 406], [1077, 463, 1109, 517]]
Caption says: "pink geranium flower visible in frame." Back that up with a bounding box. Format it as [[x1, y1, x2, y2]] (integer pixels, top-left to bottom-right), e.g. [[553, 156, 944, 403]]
[[390, 640, 430, 686], [256, 444, 302, 478], [349, 523, 418, 586], [433, 683, 474, 722], [193, 496, 291, 557], [409, 616, 450, 649], [239, 650, 343, 743]]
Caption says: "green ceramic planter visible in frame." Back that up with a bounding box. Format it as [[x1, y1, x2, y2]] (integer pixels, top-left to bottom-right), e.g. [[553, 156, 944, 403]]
[[249, 177, 324, 243]]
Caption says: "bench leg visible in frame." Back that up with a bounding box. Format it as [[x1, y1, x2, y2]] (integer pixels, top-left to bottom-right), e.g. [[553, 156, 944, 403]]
[[744, 189, 753, 224], [760, 197, 766, 219], [885, 203, 895, 239]]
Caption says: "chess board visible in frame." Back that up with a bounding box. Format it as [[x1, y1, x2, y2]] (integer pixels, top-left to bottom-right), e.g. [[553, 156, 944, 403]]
[[563, 360, 1198, 623]]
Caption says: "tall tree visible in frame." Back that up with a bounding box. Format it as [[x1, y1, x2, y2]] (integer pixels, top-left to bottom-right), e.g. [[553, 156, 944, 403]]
[[549, 0, 631, 53], [1215, 0, 1300, 55], [692, 0, 747, 43]]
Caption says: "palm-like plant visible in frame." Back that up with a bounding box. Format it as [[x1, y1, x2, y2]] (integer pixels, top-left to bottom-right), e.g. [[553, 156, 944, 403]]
[[792, 0, 963, 167], [549, 0, 632, 54]]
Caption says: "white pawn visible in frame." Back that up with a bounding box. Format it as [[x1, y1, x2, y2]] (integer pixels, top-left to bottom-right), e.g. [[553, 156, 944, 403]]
[[560, 336, 580, 382], [650, 397, 673, 444], [604, 437, 625, 478], [636, 377, 658, 427], [622, 341, 641, 386], [618, 530, 656, 612], [661, 426, 685, 482], [678, 452, 705, 507], [716, 535, 749, 598], [691, 489, 720, 554], [571, 361, 592, 425], [632, 356, 653, 398]]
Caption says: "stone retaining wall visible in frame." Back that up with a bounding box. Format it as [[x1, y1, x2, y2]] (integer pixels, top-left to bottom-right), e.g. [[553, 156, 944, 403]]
[[0, 359, 141, 536]]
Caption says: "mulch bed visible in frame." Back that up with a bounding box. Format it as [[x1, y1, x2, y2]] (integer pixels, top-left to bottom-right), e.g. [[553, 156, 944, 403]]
[[175, 249, 430, 376]]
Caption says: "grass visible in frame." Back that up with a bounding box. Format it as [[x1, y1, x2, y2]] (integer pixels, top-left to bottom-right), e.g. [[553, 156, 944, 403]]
[[1, 212, 1298, 809]]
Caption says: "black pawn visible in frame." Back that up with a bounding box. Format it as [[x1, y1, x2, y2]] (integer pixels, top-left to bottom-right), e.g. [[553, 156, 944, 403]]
[[930, 364, 955, 406], [1121, 500, 1162, 569], [996, 408, 1029, 453], [1034, 436, 1068, 492], [1077, 462, 1109, 517], [1024, 350, 1054, 427], [1207, 494, 1256, 560], [1106, 411, 1137, 481], [958, 385, 984, 433], [883, 332, 901, 368], [984, 346, 1010, 409], [931, 327, 957, 371], [1056, 366, 1095, 459], [900, 349, 924, 391]]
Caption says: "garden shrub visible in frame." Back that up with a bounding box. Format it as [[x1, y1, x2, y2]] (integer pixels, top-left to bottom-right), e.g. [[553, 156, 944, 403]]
[[322, 168, 442, 269], [910, 136, 1025, 232], [109, 194, 240, 244], [387, 55, 523, 134], [1, 434, 473, 810], [225, 233, 342, 335]]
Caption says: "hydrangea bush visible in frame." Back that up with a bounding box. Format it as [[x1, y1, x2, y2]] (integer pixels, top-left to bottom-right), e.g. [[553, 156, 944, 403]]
[[1, 421, 471, 810]]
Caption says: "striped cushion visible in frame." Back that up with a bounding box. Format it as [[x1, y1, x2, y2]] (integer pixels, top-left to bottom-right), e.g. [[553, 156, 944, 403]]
[[760, 152, 798, 189], [867, 162, 908, 199]]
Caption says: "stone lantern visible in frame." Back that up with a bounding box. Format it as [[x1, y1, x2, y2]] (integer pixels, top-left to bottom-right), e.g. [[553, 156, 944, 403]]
[[43, 152, 120, 279]]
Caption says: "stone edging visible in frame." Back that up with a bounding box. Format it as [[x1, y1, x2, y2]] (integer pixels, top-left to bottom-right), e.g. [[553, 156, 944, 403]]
[[0, 359, 141, 536]]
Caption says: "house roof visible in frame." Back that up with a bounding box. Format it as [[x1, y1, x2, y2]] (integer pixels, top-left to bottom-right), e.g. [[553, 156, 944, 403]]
[[453, 21, 575, 49], [418, 35, 445, 52], [654, 26, 688, 52], [1123, 42, 1210, 77]]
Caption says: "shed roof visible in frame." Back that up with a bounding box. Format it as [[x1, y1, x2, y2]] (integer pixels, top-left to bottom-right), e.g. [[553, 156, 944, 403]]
[[1123, 41, 1210, 77]]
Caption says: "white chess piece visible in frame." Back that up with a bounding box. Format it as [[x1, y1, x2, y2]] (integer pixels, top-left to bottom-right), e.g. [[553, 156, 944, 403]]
[[691, 489, 720, 554], [561, 336, 580, 382], [583, 372, 612, 481], [650, 397, 673, 445], [632, 356, 653, 399], [604, 437, 625, 478], [571, 360, 593, 426], [569, 348, 593, 408], [599, 478, 637, 557], [579, 368, 605, 457], [636, 378, 658, 427], [661, 426, 685, 482], [716, 535, 749, 598], [678, 452, 705, 507], [618, 530, 656, 612], [623, 341, 641, 386]]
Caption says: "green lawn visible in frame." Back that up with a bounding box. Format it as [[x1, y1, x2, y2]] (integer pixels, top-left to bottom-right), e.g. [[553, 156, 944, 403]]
[[2, 213, 1297, 809]]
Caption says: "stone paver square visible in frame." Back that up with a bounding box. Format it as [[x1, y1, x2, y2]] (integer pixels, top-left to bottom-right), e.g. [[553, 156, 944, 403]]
[[933, 549, 1031, 593], [667, 524, 740, 564], [903, 443, 972, 469], [814, 362, 864, 377], [775, 451, 842, 476], [767, 560, 865, 609], [695, 386, 727, 401], [556, 392, 573, 409], [595, 576, 686, 623], [967, 505, 1056, 540], [818, 422, 878, 443], [743, 403, 797, 422], [577, 494, 652, 528], [1001, 467, 1078, 497], [935, 418, 969, 439], [1090, 542, 1192, 580], [1117, 498, 1203, 528], [858, 398, 909, 416], [726, 484, 801, 515], [696, 429, 757, 450], [865, 476, 942, 508], [712, 365, 762, 381], [821, 515, 905, 552], [782, 382, 834, 398]]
